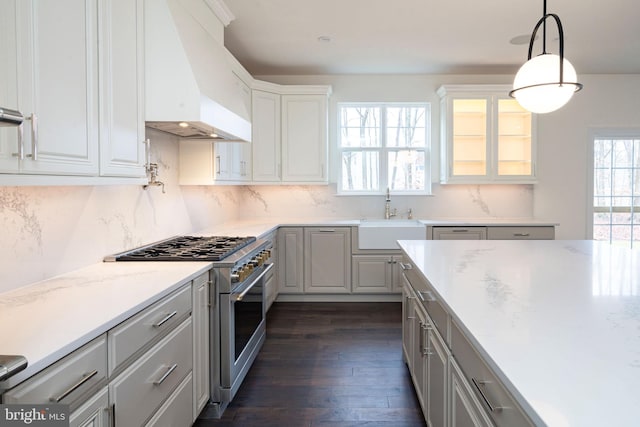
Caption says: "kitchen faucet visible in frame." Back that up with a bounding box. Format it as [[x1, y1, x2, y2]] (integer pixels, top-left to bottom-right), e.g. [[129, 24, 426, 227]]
[[384, 188, 397, 219]]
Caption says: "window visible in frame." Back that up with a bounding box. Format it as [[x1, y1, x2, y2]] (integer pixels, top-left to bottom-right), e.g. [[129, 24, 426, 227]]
[[592, 134, 640, 248], [338, 103, 430, 194]]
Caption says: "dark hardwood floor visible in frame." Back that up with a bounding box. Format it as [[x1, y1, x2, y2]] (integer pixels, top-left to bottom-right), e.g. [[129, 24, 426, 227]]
[[195, 302, 426, 427]]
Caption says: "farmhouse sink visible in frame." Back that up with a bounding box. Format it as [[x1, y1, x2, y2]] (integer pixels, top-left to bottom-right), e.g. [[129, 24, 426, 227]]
[[358, 219, 426, 249]]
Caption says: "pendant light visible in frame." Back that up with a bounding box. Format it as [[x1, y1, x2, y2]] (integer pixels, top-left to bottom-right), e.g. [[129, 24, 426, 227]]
[[509, 0, 583, 113]]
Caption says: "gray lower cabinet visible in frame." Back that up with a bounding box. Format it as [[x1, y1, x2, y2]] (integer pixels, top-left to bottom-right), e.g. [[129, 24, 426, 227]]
[[427, 325, 449, 427], [69, 386, 109, 427], [431, 225, 555, 240], [304, 227, 351, 293], [2, 335, 108, 412], [277, 227, 304, 293], [352, 254, 402, 293], [432, 227, 487, 240], [145, 372, 193, 427], [192, 272, 210, 420], [450, 359, 493, 427]]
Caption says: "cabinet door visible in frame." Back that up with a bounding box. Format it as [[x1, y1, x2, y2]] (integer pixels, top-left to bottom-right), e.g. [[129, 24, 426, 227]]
[[277, 227, 304, 293], [450, 359, 493, 427], [446, 96, 490, 179], [432, 227, 487, 240], [0, 0, 19, 172], [69, 386, 109, 427], [352, 255, 393, 293], [192, 273, 210, 420], [401, 283, 414, 365], [427, 328, 449, 427], [281, 94, 327, 183], [495, 97, 534, 179], [16, 0, 99, 175], [411, 303, 428, 413], [98, 0, 145, 177], [251, 90, 281, 182], [304, 227, 351, 293], [391, 256, 403, 293]]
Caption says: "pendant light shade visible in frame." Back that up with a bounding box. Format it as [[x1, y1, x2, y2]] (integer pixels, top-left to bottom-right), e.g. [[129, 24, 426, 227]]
[[512, 54, 578, 113], [509, 0, 582, 113]]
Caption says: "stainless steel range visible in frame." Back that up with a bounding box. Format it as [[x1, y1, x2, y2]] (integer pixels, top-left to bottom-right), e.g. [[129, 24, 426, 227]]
[[105, 235, 274, 418]]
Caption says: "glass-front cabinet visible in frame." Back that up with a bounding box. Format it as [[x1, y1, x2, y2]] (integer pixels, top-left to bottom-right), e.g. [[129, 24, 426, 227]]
[[438, 85, 536, 184]]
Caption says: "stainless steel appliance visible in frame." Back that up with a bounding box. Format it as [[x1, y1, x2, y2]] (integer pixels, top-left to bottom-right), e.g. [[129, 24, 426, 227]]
[[105, 235, 273, 418]]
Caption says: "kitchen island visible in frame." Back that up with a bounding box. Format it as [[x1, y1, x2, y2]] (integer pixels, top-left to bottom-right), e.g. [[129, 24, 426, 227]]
[[398, 239, 640, 427]]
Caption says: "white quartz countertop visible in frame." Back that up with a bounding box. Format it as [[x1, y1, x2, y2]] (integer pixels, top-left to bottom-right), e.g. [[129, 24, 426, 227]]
[[0, 262, 211, 389], [194, 217, 557, 239], [397, 239, 640, 427]]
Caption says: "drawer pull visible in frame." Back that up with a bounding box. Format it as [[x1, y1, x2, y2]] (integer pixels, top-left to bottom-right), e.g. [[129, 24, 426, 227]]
[[418, 290, 437, 302], [452, 229, 469, 232], [513, 233, 530, 237], [152, 311, 178, 328], [472, 377, 502, 413], [51, 369, 98, 403], [153, 363, 178, 385], [399, 262, 412, 270]]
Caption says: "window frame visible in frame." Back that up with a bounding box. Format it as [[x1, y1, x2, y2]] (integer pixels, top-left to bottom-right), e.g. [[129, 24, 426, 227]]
[[337, 102, 431, 196], [587, 128, 640, 248]]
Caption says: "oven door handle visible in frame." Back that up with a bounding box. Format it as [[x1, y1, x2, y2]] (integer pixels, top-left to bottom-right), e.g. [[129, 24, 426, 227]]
[[233, 263, 274, 301]]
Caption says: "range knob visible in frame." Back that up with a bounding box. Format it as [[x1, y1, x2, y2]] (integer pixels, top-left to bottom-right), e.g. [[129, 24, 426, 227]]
[[231, 271, 241, 283]]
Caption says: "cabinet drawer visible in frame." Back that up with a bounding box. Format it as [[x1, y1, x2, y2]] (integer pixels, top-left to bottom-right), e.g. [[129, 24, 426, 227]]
[[450, 321, 534, 427], [145, 372, 193, 427], [432, 227, 487, 240], [3, 335, 107, 412], [486, 226, 554, 240], [69, 386, 109, 427], [110, 317, 192, 427], [108, 285, 191, 375]]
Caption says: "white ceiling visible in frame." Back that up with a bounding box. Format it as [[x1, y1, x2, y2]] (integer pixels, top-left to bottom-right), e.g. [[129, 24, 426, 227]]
[[222, 0, 640, 76]]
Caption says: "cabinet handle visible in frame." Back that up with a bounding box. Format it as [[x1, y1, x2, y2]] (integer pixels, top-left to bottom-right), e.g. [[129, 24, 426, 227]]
[[452, 229, 469, 232], [13, 122, 25, 159], [471, 377, 502, 413], [153, 363, 178, 385], [109, 403, 115, 427], [513, 233, 530, 237], [29, 114, 38, 160], [50, 369, 98, 402], [318, 229, 336, 232], [419, 290, 437, 302], [216, 155, 221, 175], [399, 262, 412, 270], [418, 321, 425, 354], [152, 310, 177, 328]]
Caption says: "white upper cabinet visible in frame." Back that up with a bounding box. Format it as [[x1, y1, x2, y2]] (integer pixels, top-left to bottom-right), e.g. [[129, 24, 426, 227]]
[[98, 0, 146, 178], [251, 89, 281, 183], [438, 85, 536, 184], [251, 84, 330, 185], [0, 0, 146, 183], [1, 0, 99, 176], [281, 94, 328, 183]]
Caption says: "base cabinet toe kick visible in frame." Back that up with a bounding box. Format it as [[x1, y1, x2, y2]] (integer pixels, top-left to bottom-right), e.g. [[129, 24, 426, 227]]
[[400, 260, 536, 427]]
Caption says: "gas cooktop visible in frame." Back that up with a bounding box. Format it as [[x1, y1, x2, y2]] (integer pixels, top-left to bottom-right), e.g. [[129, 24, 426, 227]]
[[106, 236, 257, 262]]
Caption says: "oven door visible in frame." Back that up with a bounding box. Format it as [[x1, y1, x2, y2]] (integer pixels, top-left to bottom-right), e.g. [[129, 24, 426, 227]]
[[219, 262, 273, 400]]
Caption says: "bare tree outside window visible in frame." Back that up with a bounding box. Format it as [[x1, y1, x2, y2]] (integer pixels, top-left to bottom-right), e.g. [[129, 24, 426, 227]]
[[339, 103, 430, 194], [593, 137, 640, 248]]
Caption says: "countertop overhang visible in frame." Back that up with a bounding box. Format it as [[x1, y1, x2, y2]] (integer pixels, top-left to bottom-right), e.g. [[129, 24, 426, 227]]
[[398, 239, 640, 427]]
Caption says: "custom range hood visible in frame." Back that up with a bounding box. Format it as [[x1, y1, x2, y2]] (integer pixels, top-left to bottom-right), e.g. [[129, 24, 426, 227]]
[[145, 0, 251, 142]]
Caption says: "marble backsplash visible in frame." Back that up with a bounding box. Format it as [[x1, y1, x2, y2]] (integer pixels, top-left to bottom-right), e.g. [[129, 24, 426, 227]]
[[0, 129, 533, 294]]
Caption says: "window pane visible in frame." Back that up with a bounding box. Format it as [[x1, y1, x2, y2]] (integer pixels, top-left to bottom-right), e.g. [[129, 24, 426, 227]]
[[594, 139, 612, 168], [593, 212, 611, 224], [386, 107, 426, 148], [341, 151, 379, 191], [340, 107, 381, 147], [612, 169, 633, 196], [388, 150, 425, 191], [593, 224, 611, 241], [594, 169, 611, 197], [612, 139, 635, 168]]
